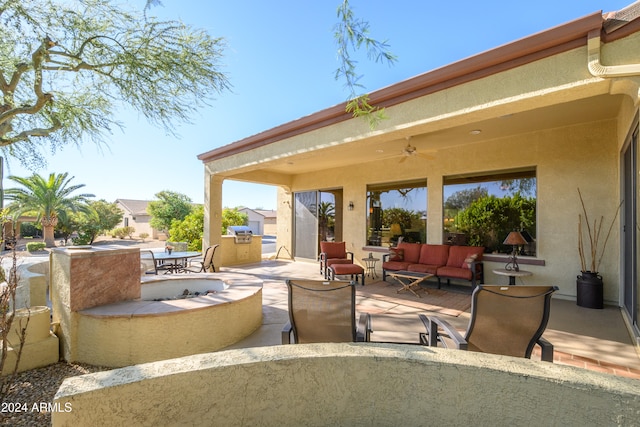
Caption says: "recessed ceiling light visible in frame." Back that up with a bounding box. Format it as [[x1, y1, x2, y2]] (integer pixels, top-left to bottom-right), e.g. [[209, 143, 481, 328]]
[[469, 129, 482, 135]]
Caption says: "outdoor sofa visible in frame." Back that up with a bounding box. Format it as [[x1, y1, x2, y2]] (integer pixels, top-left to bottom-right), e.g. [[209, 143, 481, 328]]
[[382, 242, 485, 288]]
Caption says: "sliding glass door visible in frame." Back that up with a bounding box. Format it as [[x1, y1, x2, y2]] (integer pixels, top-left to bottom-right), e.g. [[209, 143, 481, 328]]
[[623, 124, 638, 335], [293, 190, 342, 261], [294, 191, 319, 260]]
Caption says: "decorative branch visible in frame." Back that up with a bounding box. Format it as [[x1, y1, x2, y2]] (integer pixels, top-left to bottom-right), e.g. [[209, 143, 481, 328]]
[[577, 188, 622, 273], [334, 0, 396, 129], [0, 223, 30, 397]]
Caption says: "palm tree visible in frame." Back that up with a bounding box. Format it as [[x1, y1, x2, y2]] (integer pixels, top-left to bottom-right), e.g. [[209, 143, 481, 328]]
[[5, 173, 94, 247], [318, 201, 335, 242]]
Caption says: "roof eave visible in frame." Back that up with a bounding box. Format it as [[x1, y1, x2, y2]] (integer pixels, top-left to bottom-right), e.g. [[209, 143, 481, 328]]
[[197, 11, 605, 164]]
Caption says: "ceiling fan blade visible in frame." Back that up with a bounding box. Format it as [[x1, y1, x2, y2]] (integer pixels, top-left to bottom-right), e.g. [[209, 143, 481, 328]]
[[417, 152, 435, 160]]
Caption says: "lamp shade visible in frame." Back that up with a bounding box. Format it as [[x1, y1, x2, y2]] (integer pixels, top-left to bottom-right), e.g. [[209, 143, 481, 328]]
[[390, 223, 402, 235], [503, 231, 527, 246]]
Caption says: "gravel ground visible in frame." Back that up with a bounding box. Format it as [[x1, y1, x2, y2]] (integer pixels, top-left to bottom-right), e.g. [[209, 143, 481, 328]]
[[0, 362, 110, 426], [0, 237, 165, 426]]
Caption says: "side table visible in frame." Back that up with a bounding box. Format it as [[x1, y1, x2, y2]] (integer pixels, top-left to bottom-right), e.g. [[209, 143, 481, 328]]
[[493, 268, 532, 285], [362, 254, 380, 279]]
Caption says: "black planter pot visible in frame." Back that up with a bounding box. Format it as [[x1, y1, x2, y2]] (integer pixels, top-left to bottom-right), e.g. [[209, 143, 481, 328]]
[[576, 271, 603, 309]]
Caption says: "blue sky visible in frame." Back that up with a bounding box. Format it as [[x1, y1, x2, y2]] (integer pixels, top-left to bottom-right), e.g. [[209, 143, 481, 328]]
[[4, 1, 632, 209]]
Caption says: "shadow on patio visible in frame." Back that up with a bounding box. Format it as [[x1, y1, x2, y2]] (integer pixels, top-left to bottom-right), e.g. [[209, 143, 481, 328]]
[[221, 259, 640, 379]]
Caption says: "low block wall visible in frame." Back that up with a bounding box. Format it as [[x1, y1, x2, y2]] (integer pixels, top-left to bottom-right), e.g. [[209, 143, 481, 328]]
[[219, 235, 262, 266], [53, 344, 640, 426], [2, 306, 59, 375]]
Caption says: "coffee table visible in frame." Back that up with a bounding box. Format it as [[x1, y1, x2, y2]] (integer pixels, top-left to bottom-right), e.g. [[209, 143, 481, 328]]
[[387, 270, 433, 298]]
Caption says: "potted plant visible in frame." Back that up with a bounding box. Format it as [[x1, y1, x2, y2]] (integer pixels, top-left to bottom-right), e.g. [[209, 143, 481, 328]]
[[576, 188, 621, 309], [165, 244, 174, 255]]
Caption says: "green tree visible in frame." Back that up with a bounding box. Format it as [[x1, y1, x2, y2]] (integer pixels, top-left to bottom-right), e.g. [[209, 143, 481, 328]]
[[71, 199, 123, 244], [147, 191, 193, 237], [4, 172, 94, 247], [221, 207, 248, 235], [334, 0, 396, 128], [56, 212, 81, 245], [382, 207, 419, 231], [499, 178, 536, 197], [318, 201, 335, 242], [169, 205, 204, 251], [0, 0, 229, 167], [456, 194, 536, 252], [444, 186, 489, 210]]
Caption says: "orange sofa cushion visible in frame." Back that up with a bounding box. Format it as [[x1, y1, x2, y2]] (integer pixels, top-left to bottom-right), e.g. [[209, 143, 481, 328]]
[[396, 242, 422, 264], [446, 245, 484, 268], [418, 244, 450, 266]]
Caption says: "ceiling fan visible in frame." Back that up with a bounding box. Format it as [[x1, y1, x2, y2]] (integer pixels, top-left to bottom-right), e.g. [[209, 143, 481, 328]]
[[398, 137, 434, 163]]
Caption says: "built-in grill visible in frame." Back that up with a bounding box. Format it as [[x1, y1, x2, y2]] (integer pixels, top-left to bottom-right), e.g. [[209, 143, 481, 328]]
[[227, 225, 253, 244]]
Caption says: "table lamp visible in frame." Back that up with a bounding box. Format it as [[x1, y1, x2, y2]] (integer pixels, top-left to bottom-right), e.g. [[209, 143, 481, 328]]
[[504, 230, 527, 271]]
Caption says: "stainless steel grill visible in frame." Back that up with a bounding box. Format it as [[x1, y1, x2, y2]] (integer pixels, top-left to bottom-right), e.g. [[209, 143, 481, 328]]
[[227, 225, 253, 244]]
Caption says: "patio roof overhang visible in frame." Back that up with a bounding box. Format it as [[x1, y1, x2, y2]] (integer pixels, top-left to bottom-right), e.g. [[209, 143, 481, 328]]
[[198, 5, 640, 187]]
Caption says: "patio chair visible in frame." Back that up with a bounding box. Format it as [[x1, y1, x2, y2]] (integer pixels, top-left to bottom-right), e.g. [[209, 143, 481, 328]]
[[140, 250, 174, 275], [141, 250, 176, 275], [183, 245, 218, 273], [140, 250, 158, 275], [420, 285, 558, 362], [282, 279, 367, 344], [319, 241, 354, 279]]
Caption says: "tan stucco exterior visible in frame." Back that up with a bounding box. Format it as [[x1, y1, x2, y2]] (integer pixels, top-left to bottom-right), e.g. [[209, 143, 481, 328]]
[[50, 247, 263, 367], [218, 234, 262, 266], [52, 344, 640, 426], [199, 12, 640, 312], [1, 306, 59, 375]]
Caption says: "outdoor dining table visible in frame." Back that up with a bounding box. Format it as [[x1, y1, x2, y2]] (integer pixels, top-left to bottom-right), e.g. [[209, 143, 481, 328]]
[[153, 251, 202, 273]]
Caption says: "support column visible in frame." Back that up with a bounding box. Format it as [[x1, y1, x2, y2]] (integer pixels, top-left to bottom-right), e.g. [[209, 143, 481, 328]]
[[275, 186, 293, 259], [203, 173, 224, 251], [427, 176, 444, 244]]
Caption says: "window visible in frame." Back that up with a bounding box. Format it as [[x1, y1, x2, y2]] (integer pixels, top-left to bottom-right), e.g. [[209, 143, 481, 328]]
[[443, 168, 536, 255], [367, 180, 427, 247]]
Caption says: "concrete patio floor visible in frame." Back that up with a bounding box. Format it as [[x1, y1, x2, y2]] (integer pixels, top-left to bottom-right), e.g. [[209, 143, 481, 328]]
[[220, 259, 640, 380]]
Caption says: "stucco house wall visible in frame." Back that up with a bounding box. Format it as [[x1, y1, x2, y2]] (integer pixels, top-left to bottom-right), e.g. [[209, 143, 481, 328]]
[[282, 118, 622, 301], [199, 8, 640, 343], [114, 199, 158, 239]]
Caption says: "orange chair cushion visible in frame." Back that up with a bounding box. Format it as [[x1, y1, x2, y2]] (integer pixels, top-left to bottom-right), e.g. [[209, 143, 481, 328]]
[[320, 241, 346, 259]]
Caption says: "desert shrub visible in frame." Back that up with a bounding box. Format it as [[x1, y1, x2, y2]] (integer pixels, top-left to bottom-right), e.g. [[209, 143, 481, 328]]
[[26, 242, 46, 252], [139, 232, 149, 241], [112, 226, 135, 239]]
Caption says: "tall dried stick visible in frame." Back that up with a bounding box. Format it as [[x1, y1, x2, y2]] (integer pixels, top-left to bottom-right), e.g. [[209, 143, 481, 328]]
[[577, 188, 622, 273]]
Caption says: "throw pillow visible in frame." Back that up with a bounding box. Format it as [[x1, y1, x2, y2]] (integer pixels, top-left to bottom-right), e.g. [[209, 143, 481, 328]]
[[389, 247, 404, 262], [463, 254, 478, 269]]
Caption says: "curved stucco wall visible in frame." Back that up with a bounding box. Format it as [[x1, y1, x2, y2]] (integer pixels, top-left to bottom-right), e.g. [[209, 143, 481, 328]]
[[53, 344, 640, 426], [74, 273, 263, 367], [2, 256, 50, 309], [3, 306, 59, 375]]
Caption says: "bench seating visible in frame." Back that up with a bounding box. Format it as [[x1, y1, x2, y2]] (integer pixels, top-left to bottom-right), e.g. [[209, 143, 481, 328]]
[[382, 242, 484, 288]]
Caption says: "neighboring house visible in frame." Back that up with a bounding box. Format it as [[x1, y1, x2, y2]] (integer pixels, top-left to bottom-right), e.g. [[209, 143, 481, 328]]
[[198, 3, 640, 350], [239, 208, 277, 236], [114, 199, 158, 239]]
